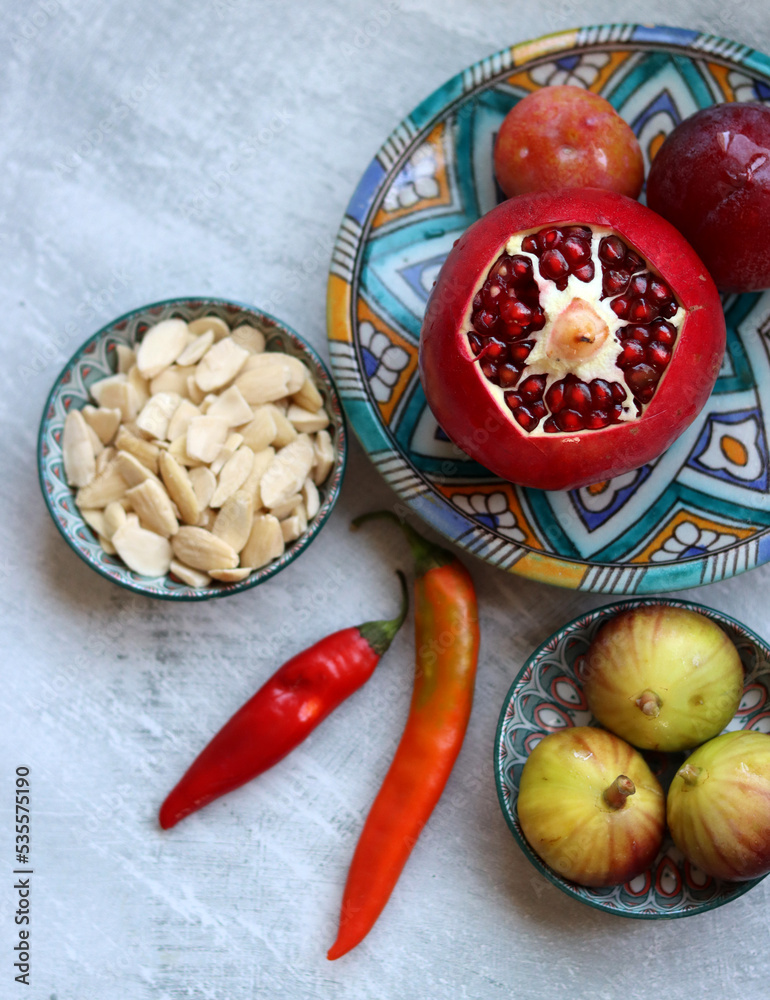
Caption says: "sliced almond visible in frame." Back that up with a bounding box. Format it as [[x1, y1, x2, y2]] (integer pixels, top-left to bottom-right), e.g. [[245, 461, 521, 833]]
[[313, 429, 335, 486], [167, 399, 201, 442], [167, 435, 203, 467], [188, 315, 230, 341], [209, 567, 254, 583], [62, 410, 96, 487], [136, 318, 188, 379], [186, 415, 229, 463], [195, 337, 249, 392], [238, 406, 277, 452], [115, 425, 160, 473], [127, 365, 150, 412], [150, 366, 189, 398], [135, 392, 181, 441], [170, 559, 211, 588], [112, 519, 173, 577], [292, 374, 324, 413], [84, 421, 105, 457], [301, 478, 320, 519], [206, 385, 253, 427], [176, 328, 214, 367], [115, 344, 136, 374], [212, 490, 254, 552], [280, 503, 307, 543], [210, 446, 254, 508], [188, 465, 217, 510], [240, 514, 285, 569], [159, 451, 201, 525], [209, 433, 244, 476], [240, 446, 275, 510], [265, 403, 298, 447], [82, 405, 121, 445], [81, 507, 107, 537], [186, 374, 206, 405], [103, 501, 127, 539], [89, 373, 127, 407], [171, 526, 239, 571], [114, 450, 163, 489], [260, 435, 315, 509], [95, 446, 116, 475], [126, 479, 179, 537], [231, 324, 266, 354], [287, 403, 330, 433], [98, 533, 117, 555], [235, 355, 292, 404], [267, 493, 302, 520]]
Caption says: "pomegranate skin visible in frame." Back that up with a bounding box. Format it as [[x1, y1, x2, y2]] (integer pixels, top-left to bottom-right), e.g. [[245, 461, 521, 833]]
[[667, 731, 770, 881], [419, 188, 726, 491], [647, 103, 770, 292]]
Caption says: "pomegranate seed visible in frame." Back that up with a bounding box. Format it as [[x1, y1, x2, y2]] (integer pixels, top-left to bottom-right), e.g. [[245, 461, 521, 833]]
[[504, 391, 522, 412], [647, 341, 672, 368], [521, 235, 537, 253], [649, 278, 672, 302], [509, 341, 534, 363], [629, 298, 654, 323], [619, 341, 645, 367], [556, 409, 584, 432], [624, 251, 644, 272], [629, 275, 649, 297], [509, 300, 533, 324], [562, 236, 591, 266], [530, 311, 546, 331], [511, 255, 532, 278], [610, 403, 624, 421], [484, 338, 507, 360], [513, 406, 538, 431], [661, 300, 678, 318], [531, 400, 547, 421], [590, 379, 613, 407], [483, 282, 502, 306], [540, 249, 569, 280], [468, 333, 483, 355], [490, 256, 512, 283], [573, 262, 595, 283], [480, 359, 498, 380], [566, 226, 592, 240], [626, 363, 658, 398], [630, 326, 650, 345], [546, 380, 566, 413], [652, 321, 676, 346], [602, 270, 629, 296], [611, 296, 631, 318], [541, 229, 561, 249], [519, 374, 547, 402], [543, 416, 558, 433], [611, 382, 627, 403], [502, 322, 524, 339], [599, 236, 626, 264], [498, 364, 521, 388], [585, 410, 610, 429], [475, 309, 497, 332], [564, 381, 592, 413], [473, 293, 483, 310]]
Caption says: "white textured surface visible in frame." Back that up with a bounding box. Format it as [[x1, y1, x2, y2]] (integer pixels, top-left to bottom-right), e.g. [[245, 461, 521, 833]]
[[3, 1, 770, 997]]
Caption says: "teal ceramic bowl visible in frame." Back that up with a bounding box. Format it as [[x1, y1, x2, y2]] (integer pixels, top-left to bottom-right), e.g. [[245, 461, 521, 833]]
[[38, 297, 347, 600], [495, 598, 770, 917]]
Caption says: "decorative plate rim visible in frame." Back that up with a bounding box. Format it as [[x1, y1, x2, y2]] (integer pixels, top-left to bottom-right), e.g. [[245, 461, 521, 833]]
[[38, 295, 348, 602], [493, 596, 770, 918], [327, 22, 770, 594]]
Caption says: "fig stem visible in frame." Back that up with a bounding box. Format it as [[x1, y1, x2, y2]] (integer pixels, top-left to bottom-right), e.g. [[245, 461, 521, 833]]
[[636, 690, 662, 718], [603, 774, 636, 810], [678, 764, 705, 787]]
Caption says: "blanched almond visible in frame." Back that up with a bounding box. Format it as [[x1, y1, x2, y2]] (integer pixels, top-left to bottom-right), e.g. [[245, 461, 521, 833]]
[[195, 337, 249, 392], [115, 425, 160, 473], [63, 410, 96, 487], [176, 328, 214, 366], [136, 318, 188, 379], [171, 526, 238, 571], [240, 446, 275, 509], [231, 324, 265, 354], [126, 479, 179, 537], [103, 501, 127, 539], [260, 435, 315, 509], [159, 451, 201, 525], [186, 415, 229, 463], [267, 494, 302, 520], [280, 503, 307, 543], [188, 315, 230, 341], [82, 405, 121, 445], [240, 514, 284, 569], [292, 374, 324, 413], [210, 446, 254, 508], [212, 490, 254, 552], [95, 446, 116, 475], [116, 344, 136, 374], [150, 366, 190, 398], [75, 459, 127, 509], [287, 403, 330, 433], [89, 373, 127, 407], [112, 519, 173, 577], [188, 465, 217, 510], [167, 399, 201, 442], [209, 567, 253, 582], [239, 407, 277, 452], [170, 559, 211, 588], [98, 533, 117, 555], [265, 404, 298, 447], [84, 421, 105, 457], [206, 385, 253, 427], [302, 478, 320, 519], [187, 374, 206, 405], [136, 392, 181, 441], [313, 429, 335, 485], [235, 355, 292, 404], [283, 355, 308, 394], [81, 508, 107, 537], [210, 433, 244, 476], [114, 450, 162, 489], [127, 365, 150, 411]]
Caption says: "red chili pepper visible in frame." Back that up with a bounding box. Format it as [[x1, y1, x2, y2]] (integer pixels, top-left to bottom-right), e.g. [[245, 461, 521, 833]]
[[159, 572, 408, 830], [327, 512, 480, 960]]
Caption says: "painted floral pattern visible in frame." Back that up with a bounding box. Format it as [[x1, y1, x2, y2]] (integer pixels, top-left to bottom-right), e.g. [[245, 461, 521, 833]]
[[358, 320, 410, 403]]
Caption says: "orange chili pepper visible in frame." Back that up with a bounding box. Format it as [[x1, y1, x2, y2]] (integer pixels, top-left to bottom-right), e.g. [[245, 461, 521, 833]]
[[327, 512, 480, 960]]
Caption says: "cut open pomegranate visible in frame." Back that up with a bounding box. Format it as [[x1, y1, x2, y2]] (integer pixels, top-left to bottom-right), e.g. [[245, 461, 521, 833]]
[[419, 189, 725, 491]]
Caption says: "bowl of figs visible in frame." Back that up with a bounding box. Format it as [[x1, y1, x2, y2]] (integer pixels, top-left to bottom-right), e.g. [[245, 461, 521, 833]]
[[495, 598, 770, 917]]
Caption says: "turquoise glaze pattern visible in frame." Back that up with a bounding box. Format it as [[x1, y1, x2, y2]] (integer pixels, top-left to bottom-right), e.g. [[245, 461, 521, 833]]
[[494, 599, 770, 917], [39, 298, 347, 600], [327, 24, 770, 593]]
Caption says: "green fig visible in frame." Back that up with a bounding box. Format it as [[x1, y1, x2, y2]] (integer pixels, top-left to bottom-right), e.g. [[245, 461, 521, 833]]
[[667, 730, 770, 881], [584, 606, 743, 752], [518, 726, 665, 887]]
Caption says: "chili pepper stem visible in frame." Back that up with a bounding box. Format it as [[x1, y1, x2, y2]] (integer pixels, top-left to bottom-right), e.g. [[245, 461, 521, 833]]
[[358, 570, 409, 657], [352, 510, 454, 576]]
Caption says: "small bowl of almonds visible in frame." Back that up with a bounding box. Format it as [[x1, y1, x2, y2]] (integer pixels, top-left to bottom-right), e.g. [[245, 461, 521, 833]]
[[38, 297, 347, 599]]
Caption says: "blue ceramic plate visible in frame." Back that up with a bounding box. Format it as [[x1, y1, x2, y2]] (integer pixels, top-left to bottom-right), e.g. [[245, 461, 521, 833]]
[[327, 24, 770, 593], [495, 598, 770, 917], [39, 297, 347, 600]]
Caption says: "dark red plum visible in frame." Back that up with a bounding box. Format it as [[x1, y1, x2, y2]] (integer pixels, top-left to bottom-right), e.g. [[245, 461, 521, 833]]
[[647, 103, 770, 292]]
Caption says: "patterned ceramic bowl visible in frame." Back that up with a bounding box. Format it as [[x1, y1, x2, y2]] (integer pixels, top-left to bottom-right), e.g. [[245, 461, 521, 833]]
[[495, 598, 770, 917], [38, 297, 347, 600]]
